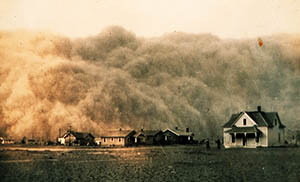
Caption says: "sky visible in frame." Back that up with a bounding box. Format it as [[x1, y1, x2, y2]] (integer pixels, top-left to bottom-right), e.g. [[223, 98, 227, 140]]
[[1, 0, 300, 38]]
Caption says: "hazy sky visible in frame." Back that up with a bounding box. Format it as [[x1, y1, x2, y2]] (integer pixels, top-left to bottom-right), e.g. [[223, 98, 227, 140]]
[[1, 0, 300, 38]]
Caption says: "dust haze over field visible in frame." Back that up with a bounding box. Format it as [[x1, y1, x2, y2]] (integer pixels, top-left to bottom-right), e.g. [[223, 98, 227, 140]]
[[0, 26, 300, 140]]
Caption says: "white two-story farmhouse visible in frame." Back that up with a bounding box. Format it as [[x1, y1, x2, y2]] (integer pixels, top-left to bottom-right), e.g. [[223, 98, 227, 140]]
[[223, 106, 286, 148]]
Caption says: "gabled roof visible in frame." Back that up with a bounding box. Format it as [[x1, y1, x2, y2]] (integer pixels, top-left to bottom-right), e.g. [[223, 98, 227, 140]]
[[63, 131, 94, 139], [163, 128, 194, 137], [223, 113, 242, 128], [223, 110, 286, 128], [134, 130, 162, 137], [99, 130, 136, 137]]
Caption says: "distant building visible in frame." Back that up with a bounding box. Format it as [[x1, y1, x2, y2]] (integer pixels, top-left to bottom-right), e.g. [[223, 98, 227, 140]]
[[223, 106, 286, 148], [0, 137, 15, 144], [97, 129, 136, 147], [163, 127, 194, 144], [134, 129, 163, 145], [61, 130, 95, 146], [57, 136, 65, 145], [27, 139, 38, 145]]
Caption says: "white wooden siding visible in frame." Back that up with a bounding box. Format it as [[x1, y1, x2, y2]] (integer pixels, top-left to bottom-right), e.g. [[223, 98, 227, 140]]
[[234, 113, 257, 127]]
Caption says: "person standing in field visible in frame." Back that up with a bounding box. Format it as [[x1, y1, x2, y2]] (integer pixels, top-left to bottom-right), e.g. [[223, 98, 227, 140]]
[[215, 138, 221, 149], [205, 138, 210, 149]]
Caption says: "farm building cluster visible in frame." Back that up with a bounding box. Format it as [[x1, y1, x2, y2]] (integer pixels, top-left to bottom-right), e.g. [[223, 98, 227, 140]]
[[1, 106, 298, 148], [57, 127, 195, 147]]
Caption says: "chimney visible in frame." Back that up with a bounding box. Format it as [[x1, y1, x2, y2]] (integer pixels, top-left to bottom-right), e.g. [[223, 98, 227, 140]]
[[175, 126, 178, 130], [257, 106, 261, 112], [186, 128, 189, 132]]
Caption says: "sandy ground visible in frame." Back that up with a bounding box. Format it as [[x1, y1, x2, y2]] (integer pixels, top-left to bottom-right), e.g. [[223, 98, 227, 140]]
[[0, 145, 299, 182]]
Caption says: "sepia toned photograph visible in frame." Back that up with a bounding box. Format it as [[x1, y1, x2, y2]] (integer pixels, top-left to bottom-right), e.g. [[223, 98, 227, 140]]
[[0, 0, 300, 181]]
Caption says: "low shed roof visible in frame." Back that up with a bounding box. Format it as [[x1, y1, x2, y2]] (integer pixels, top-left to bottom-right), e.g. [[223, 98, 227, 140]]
[[63, 131, 94, 139], [163, 128, 194, 137], [99, 130, 136, 137], [134, 130, 162, 137]]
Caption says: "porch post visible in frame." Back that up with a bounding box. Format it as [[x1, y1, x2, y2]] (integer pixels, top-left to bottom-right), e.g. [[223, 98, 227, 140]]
[[244, 133, 247, 146], [234, 133, 236, 146], [255, 132, 257, 147]]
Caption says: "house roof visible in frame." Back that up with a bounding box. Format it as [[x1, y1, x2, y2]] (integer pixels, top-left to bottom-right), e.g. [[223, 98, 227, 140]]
[[99, 130, 136, 137], [223, 113, 242, 128], [63, 131, 94, 139], [225, 126, 262, 134], [163, 128, 194, 137], [223, 110, 286, 128], [134, 130, 162, 137]]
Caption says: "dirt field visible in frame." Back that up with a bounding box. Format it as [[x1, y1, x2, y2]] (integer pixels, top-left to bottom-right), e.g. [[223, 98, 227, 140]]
[[0, 145, 299, 182]]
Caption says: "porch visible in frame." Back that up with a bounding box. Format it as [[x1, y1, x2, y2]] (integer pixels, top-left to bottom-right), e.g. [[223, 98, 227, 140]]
[[225, 126, 262, 148]]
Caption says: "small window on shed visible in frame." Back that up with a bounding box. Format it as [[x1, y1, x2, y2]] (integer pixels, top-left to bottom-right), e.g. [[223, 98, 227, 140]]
[[243, 119, 246, 125]]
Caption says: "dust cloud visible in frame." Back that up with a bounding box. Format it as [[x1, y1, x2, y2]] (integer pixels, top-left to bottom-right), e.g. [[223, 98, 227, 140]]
[[1, 27, 300, 140]]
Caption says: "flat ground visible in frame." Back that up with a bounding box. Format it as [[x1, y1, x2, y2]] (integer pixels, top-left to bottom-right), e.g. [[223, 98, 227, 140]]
[[0, 145, 299, 182]]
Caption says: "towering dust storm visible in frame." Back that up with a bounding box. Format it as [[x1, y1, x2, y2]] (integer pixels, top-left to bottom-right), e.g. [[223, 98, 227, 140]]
[[0, 27, 300, 140]]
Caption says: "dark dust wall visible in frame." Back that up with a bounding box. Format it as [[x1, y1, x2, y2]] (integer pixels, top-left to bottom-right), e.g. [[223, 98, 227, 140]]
[[0, 27, 300, 140]]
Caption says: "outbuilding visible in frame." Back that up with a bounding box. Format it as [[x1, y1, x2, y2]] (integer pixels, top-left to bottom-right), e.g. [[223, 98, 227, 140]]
[[98, 129, 136, 147], [134, 129, 163, 145], [163, 127, 194, 144], [61, 130, 95, 146]]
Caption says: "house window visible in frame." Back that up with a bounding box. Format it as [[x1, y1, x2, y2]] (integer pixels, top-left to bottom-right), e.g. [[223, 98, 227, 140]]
[[111, 138, 114, 141], [275, 119, 277, 126], [104, 138, 106, 142], [243, 119, 246, 125], [232, 134, 235, 143], [119, 138, 121, 142], [278, 133, 280, 143], [256, 135, 259, 143]]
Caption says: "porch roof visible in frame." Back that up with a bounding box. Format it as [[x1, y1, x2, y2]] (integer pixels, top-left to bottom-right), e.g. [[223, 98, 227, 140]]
[[225, 126, 262, 134]]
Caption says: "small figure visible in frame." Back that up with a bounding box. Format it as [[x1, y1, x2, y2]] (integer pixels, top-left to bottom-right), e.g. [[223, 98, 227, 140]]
[[215, 138, 221, 149], [205, 138, 210, 149]]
